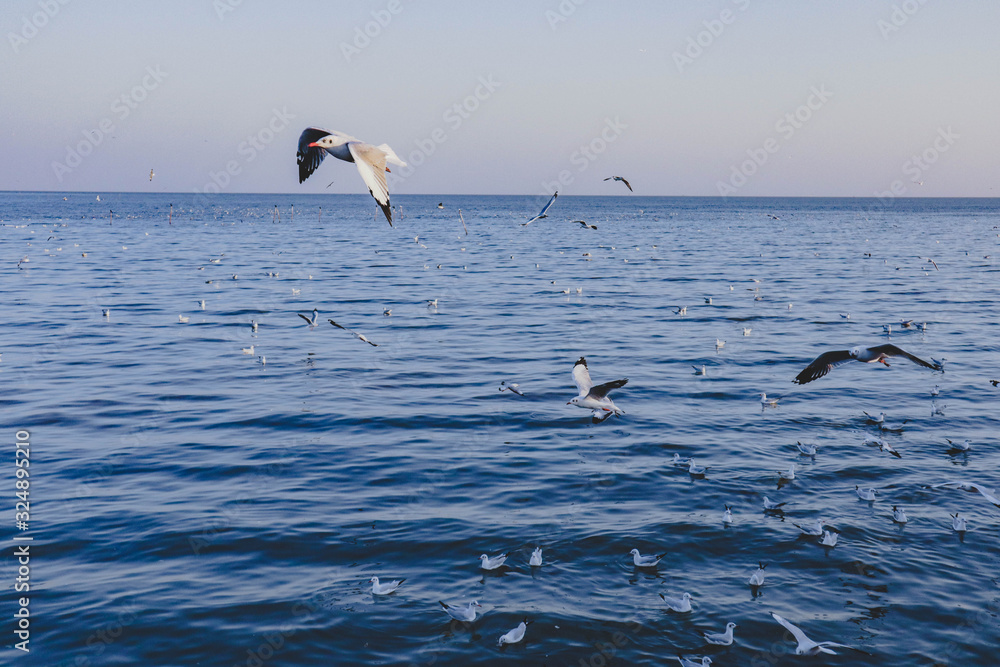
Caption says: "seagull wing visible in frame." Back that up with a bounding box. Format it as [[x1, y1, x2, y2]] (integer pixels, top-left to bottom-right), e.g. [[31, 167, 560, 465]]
[[572, 357, 593, 394], [297, 127, 333, 183], [620, 177, 633, 192], [348, 142, 393, 226], [771, 613, 813, 650], [793, 349, 855, 384], [298, 313, 314, 324], [536, 192, 558, 218], [867, 344, 940, 370], [590, 378, 628, 399]]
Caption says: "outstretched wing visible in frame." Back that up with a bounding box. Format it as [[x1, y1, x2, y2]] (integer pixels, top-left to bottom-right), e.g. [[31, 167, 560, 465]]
[[868, 344, 940, 370], [348, 142, 392, 226], [298, 313, 314, 324], [536, 192, 558, 218], [792, 349, 854, 384], [297, 127, 333, 183], [619, 177, 633, 192], [572, 357, 592, 395], [771, 612, 811, 647], [590, 378, 628, 399]]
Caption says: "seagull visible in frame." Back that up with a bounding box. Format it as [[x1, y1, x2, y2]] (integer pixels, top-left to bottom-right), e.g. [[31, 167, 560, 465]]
[[102, 309, 110, 318], [298, 309, 318, 326], [778, 463, 795, 480], [930, 481, 1000, 508], [930, 384, 940, 396], [498, 619, 530, 646], [258, 355, 266, 366], [659, 592, 692, 612], [703, 622, 737, 646], [762, 497, 786, 511], [529, 547, 543, 567], [687, 459, 708, 476], [840, 313, 851, 319], [705, 297, 713, 305], [950, 512, 968, 532], [629, 549, 663, 568], [567, 357, 628, 422], [793, 344, 942, 384], [674, 306, 688, 315], [819, 530, 838, 547], [479, 552, 508, 570], [722, 505, 734, 525], [863, 411, 885, 424], [178, 315, 190, 323], [794, 519, 826, 536], [759, 393, 779, 409], [383, 308, 391, 317], [748, 563, 766, 586], [603, 175, 633, 191], [856, 486, 878, 501], [297, 127, 406, 226], [675, 657, 712, 667], [572, 220, 597, 230], [439, 600, 481, 623], [329, 319, 378, 346], [522, 192, 558, 225], [742, 327, 752, 336], [369, 576, 404, 595], [715, 339, 726, 350], [499, 381, 525, 396], [672, 453, 691, 467], [250, 320, 257, 333], [892, 506, 908, 523], [241, 345, 255, 355], [879, 441, 902, 459], [427, 299, 438, 308], [796, 442, 817, 456], [946, 438, 972, 452], [692, 365, 707, 376], [770, 612, 856, 655]]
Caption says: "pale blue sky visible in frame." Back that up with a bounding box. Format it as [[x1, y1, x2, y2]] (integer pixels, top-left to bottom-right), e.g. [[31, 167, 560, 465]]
[[2, 1, 997, 196]]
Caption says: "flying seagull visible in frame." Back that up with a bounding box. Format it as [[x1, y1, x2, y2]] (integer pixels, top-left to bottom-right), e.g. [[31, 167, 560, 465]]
[[499, 380, 525, 396], [770, 612, 857, 655], [298, 309, 318, 327], [296, 127, 406, 226], [793, 344, 942, 384], [328, 319, 378, 346], [522, 192, 558, 225], [568, 357, 628, 422], [604, 176, 633, 192], [572, 220, 597, 230]]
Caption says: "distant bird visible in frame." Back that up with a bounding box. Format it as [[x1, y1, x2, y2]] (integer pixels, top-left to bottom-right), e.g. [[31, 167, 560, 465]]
[[427, 299, 438, 308], [178, 315, 190, 323], [722, 505, 734, 524], [674, 306, 688, 316], [568, 357, 628, 422], [149, 169, 154, 181], [298, 309, 318, 326], [479, 552, 508, 570], [748, 563, 766, 586], [759, 393, 779, 409], [297, 127, 406, 226], [892, 506, 908, 523], [439, 600, 481, 623], [102, 309, 110, 318], [991, 380, 998, 387], [241, 345, 255, 355], [629, 548, 663, 568], [251, 320, 257, 333], [687, 459, 708, 476], [603, 176, 633, 192], [692, 365, 707, 376], [778, 463, 796, 480], [793, 344, 942, 384], [946, 438, 972, 452], [675, 657, 712, 667], [931, 384, 940, 396], [770, 612, 856, 656], [329, 319, 378, 347], [522, 192, 558, 225], [715, 339, 726, 350], [863, 411, 885, 424], [659, 592, 692, 612], [840, 313, 851, 319], [762, 497, 786, 511], [369, 576, 404, 595], [572, 220, 597, 230], [794, 519, 826, 536], [499, 381, 525, 396], [703, 622, 737, 646], [856, 486, 878, 501], [529, 547, 543, 567], [705, 297, 713, 305], [742, 327, 752, 336], [383, 308, 391, 317], [819, 530, 838, 547], [951, 513, 968, 532], [498, 619, 530, 646], [796, 442, 817, 456]]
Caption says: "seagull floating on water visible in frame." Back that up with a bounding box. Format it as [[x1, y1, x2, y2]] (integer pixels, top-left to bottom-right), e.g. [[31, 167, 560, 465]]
[[703, 622, 737, 646], [892, 506, 908, 523], [951, 513, 967, 532], [946, 438, 971, 452], [369, 576, 404, 595], [529, 547, 543, 567], [568, 357, 628, 423], [675, 656, 712, 667], [762, 497, 786, 511], [178, 315, 189, 323], [498, 619, 530, 646], [479, 552, 508, 570], [687, 459, 708, 476], [499, 381, 525, 396], [660, 592, 692, 612], [522, 192, 558, 226], [863, 411, 885, 424], [778, 463, 796, 481], [722, 505, 734, 525], [770, 612, 857, 656], [297, 127, 406, 226], [748, 563, 766, 587], [856, 486, 878, 501], [793, 344, 942, 384], [759, 393, 779, 409], [794, 519, 826, 536], [439, 600, 481, 623], [796, 442, 817, 456], [629, 548, 663, 568], [819, 530, 839, 547], [692, 365, 707, 376]]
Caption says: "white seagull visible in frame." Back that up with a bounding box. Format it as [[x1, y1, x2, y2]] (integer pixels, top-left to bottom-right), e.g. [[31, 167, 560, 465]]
[[770, 612, 857, 655], [659, 592, 692, 612], [748, 563, 766, 587], [529, 547, 543, 567], [946, 438, 972, 452], [796, 442, 817, 456], [687, 460, 708, 476], [178, 315, 190, 323], [329, 319, 378, 347], [498, 619, 530, 646], [298, 309, 318, 327], [369, 576, 404, 595], [856, 486, 878, 501], [794, 519, 826, 536], [603, 175, 633, 192], [951, 512, 967, 532], [722, 505, 734, 525], [629, 548, 663, 568], [762, 497, 786, 511], [778, 463, 796, 481], [819, 530, 838, 547], [892, 506, 908, 523], [439, 600, 481, 623], [675, 657, 712, 667], [759, 393, 779, 409], [522, 192, 558, 226], [567, 357, 628, 422], [479, 552, 508, 570], [703, 622, 737, 646], [930, 481, 1000, 508], [297, 127, 406, 226], [863, 411, 885, 424], [499, 381, 525, 396], [793, 344, 942, 384]]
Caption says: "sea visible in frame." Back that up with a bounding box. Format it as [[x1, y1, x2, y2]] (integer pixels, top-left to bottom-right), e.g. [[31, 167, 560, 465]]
[[2, 191, 999, 666]]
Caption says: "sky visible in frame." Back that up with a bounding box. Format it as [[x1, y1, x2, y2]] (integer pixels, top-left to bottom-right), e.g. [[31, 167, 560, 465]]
[[1, 0, 997, 197]]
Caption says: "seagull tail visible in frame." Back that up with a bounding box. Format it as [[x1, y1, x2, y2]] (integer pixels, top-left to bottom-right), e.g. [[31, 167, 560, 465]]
[[377, 143, 407, 167]]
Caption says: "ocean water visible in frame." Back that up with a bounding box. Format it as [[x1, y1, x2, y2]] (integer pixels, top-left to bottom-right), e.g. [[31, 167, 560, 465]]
[[2, 191, 999, 666]]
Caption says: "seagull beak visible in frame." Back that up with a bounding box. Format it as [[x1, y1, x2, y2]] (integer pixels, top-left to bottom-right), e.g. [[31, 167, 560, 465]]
[[566, 401, 572, 405], [385, 167, 391, 172], [308, 142, 320, 148]]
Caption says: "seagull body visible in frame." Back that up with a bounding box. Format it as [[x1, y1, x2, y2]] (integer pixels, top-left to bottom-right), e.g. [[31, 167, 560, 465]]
[[250, 319, 257, 332], [629, 548, 663, 568], [762, 496, 786, 511], [522, 192, 558, 225], [479, 552, 508, 570], [946, 438, 972, 452], [742, 327, 751, 336], [856, 486, 878, 501], [297, 127, 405, 226], [687, 460, 708, 476], [951, 512, 967, 532], [794, 519, 826, 536], [892, 506, 908, 523], [770, 612, 856, 655], [370, 576, 404, 595], [692, 365, 707, 376], [722, 505, 734, 525], [931, 481, 1000, 508], [499, 380, 525, 396], [660, 592, 692, 612], [529, 547, 543, 567], [298, 309, 318, 326], [440, 600, 481, 623], [796, 442, 817, 456], [779, 463, 796, 480], [759, 393, 779, 408], [794, 344, 942, 384], [703, 622, 737, 646], [568, 357, 627, 421], [748, 562, 766, 587], [498, 619, 530, 646], [329, 319, 378, 347], [241, 345, 255, 355], [572, 220, 597, 230], [674, 306, 688, 315], [178, 315, 190, 323], [864, 411, 885, 424], [820, 530, 838, 547], [672, 453, 691, 467], [715, 339, 726, 350], [603, 176, 633, 192], [676, 656, 712, 667]]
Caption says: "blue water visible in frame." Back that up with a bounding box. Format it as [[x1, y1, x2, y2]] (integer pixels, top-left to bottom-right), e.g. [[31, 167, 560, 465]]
[[2, 192, 999, 666]]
